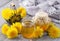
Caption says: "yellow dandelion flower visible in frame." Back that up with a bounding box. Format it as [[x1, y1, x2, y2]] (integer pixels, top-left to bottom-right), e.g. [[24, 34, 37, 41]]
[[2, 8, 14, 20], [41, 24, 49, 31], [17, 7, 26, 18], [17, 7, 22, 13], [1, 24, 9, 35], [48, 25, 60, 38], [6, 27, 18, 39], [11, 22, 22, 34], [21, 8, 26, 18], [33, 26, 44, 38], [46, 22, 55, 31]]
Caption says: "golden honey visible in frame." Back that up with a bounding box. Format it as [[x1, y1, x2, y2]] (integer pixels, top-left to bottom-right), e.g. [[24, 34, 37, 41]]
[[22, 20, 35, 39]]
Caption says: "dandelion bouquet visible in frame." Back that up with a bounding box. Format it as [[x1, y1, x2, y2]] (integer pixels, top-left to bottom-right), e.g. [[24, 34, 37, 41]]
[[2, 3, 26, 24]]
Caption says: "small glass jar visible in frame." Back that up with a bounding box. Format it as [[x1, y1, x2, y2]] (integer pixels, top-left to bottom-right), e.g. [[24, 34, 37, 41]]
[[21, 18, 35, 39]]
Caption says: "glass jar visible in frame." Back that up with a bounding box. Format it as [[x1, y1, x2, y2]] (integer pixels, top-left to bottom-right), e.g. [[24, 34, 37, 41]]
[[21, 18, 35, 39]]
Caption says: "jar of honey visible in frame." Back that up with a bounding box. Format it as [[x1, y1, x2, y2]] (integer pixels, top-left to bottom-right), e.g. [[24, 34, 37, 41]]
[[21, 18, 35, 39]]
